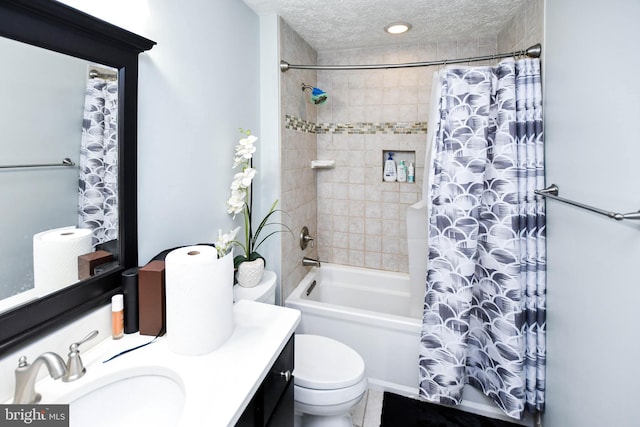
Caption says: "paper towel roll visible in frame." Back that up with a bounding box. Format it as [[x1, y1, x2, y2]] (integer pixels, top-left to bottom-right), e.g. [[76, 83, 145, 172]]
[[33, 226, 93, 296], [165, 246, 234, 355]]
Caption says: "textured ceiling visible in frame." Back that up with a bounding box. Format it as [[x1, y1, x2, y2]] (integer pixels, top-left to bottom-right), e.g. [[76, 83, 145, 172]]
[[242, 0, 527, 51]]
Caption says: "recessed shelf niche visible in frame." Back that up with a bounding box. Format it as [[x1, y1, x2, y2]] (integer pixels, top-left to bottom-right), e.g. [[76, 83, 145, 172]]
[[382, 150, 416, 182]]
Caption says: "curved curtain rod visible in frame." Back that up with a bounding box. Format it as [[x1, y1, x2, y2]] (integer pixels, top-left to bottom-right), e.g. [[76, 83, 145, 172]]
[[89, 69, 117, 81], [280, 43, 541, 72]]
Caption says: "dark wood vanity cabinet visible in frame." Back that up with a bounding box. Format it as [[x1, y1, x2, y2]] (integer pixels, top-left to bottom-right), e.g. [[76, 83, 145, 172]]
[[236, 334, 295, 427]]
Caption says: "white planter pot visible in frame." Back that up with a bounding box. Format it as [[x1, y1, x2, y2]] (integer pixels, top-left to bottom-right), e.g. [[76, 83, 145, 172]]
[[237, 258, 265, 288]]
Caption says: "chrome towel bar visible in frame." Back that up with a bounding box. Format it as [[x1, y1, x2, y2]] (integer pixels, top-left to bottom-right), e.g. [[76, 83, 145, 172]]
[[535, 184, 640, 221], [0, 158, 75, 169]]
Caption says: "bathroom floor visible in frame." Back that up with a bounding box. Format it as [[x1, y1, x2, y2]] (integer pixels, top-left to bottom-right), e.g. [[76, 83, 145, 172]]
[[351, 387, 384, 427], [351, 388, 531, 427]]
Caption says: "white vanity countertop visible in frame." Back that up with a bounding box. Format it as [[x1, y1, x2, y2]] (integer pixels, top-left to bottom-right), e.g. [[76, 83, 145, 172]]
[[28, 300, 301, 426]]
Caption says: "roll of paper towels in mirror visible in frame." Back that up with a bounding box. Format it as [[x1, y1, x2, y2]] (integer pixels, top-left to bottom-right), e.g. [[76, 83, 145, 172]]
[[165, 246, 234, 355], [33, 226, 93, 296]]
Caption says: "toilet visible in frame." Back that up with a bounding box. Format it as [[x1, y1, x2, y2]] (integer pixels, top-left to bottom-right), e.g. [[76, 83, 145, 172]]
[[293, 334, 368, 427], [233, 270, 277, 304], [235, 272, 368, 426]]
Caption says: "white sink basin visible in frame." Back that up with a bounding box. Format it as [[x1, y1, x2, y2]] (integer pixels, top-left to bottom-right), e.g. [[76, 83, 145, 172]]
[[61, 369, 185, 427]]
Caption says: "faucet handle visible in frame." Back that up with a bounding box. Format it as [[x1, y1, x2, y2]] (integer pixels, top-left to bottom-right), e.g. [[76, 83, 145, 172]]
[[300, 226, 315, 249], [62, 330, 98, 382], [70, 330, 99, 350]]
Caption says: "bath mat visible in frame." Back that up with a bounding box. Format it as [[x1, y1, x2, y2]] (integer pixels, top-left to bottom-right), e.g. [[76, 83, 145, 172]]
[[380, 392, 521, 427]]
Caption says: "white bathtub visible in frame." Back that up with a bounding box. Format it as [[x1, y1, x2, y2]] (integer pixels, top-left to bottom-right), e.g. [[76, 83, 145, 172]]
[[286, 263, 421, 395], [285, 263, 533, 425]]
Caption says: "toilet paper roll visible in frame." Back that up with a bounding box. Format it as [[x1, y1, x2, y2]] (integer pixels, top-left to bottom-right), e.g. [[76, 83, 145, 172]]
[[165, 246, 234, 355], [33, 226, 93, 296]]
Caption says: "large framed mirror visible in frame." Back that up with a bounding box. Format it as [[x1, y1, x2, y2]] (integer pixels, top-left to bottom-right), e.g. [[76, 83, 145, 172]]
[[0, 0, 155, 355]]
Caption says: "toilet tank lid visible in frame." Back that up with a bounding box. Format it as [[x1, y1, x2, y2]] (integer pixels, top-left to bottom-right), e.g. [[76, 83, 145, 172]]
[[233, 270, 276, 302], [294, 334, 365, 390]]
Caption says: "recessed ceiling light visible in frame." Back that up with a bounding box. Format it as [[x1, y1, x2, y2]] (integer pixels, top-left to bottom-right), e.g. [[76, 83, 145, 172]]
[[384, 22, 412, 35]]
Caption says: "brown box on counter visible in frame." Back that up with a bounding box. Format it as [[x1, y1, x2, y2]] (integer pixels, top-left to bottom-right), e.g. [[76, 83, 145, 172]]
[[138, 260, 166, 336], [78, 250, 113, 280]]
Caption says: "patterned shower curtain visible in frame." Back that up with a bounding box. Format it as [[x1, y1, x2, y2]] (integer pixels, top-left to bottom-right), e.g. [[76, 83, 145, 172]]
[[78, 77, 119, 248], [419, 58, 545, 419]]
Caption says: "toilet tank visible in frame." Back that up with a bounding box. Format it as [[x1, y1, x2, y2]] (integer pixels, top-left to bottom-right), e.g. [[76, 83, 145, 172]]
[[233, 270, 277, 305]]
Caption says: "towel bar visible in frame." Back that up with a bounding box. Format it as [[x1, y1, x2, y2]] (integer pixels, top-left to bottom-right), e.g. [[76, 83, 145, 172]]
[[535, 184, 640, 221], [0, 158, 75, 169]]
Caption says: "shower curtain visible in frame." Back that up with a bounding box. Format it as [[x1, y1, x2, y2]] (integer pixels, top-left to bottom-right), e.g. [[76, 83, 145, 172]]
[[419, 57, 545, 419], [78, 77, 119, 247]]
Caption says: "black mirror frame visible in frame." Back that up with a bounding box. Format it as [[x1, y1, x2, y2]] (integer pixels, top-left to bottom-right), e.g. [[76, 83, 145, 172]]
[[0, 0, 155, 355]]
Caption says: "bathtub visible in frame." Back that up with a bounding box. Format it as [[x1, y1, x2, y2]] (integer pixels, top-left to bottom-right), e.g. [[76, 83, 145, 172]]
[[286, 263, 420, 394], [285, 263, 533, 425]]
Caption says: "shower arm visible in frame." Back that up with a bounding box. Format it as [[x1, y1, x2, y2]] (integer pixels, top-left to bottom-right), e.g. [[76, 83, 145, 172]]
[[280, 43, 541, 72]]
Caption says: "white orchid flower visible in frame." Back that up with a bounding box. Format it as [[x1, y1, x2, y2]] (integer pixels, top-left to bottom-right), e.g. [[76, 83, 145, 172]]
[[236, 139, 256, 156], [237, 134, 257, 149], [226, 189, 246, 215], [233, 135, 257, 167], [240, 168, 256, 187], [221, 130, 287, 263], [230, 172, 245, 190], [216, 226, 240, 258]]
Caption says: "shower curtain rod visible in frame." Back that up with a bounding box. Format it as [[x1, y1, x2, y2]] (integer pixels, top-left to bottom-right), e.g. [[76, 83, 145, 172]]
[[280, 43, 541, 72], [535, 184, 640, 221], [89, 69, 117, 80]]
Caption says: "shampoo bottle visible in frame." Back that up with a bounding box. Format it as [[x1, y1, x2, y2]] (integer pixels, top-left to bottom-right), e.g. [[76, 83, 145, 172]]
[[383, 152, 397, 182], [397, 160, 407, 182], [408, 162, 415, 183]]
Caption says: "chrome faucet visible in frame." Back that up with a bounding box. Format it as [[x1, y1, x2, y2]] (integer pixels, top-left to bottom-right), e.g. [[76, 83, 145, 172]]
[[13, 352, 67, 404], [302, 257, 321, 267]]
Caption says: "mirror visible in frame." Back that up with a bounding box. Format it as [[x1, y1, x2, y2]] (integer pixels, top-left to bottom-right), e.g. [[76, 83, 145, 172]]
[[0, 0, 155, 355], [0, 35, 120, 313]]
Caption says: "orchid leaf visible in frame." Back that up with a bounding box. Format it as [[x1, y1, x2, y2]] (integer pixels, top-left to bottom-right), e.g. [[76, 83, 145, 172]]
[[234, 252, 265, 268]]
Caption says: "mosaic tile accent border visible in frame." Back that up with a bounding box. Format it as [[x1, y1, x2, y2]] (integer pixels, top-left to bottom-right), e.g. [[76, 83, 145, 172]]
[[285, 114, 428, 135], [284, 115, 317, 133]]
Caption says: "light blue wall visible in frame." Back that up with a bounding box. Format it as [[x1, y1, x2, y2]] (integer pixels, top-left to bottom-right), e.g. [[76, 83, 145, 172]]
[[0, 1, 261, 398], [136, 0, 260, 263], [257, 14, 283, 302], [0, 37, 86, 298], [544, 1, 640, 426], [59, 0, 261, 264]]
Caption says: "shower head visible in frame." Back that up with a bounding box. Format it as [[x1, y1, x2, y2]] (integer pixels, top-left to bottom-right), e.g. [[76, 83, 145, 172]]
[[301, 83, 328, 105]]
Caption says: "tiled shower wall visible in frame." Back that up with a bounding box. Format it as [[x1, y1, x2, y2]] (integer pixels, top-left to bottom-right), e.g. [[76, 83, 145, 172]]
[[312, 38, 499, 273], [279, 18, 319, 299], [278, 0, 544, 284]]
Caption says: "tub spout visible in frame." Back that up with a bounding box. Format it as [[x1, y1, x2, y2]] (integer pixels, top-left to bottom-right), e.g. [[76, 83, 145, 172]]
[[302, 257, 321, 267]]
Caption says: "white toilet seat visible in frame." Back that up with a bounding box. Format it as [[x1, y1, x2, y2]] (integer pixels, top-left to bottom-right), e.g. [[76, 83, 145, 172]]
[[294, 334, 366, 389], [295, 378, 368, 407], [293, 334, 367, 407]]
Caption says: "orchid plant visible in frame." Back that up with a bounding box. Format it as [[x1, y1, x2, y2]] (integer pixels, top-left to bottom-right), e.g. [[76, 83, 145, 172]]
[[215, 226, 239, 258], [225, 129, 290, 268]]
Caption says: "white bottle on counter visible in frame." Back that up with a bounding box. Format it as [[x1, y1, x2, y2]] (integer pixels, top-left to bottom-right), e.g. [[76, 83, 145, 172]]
[[397, 160, 407, 182], [407, 162, 415, 183], [383, 152, 397, 182]]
